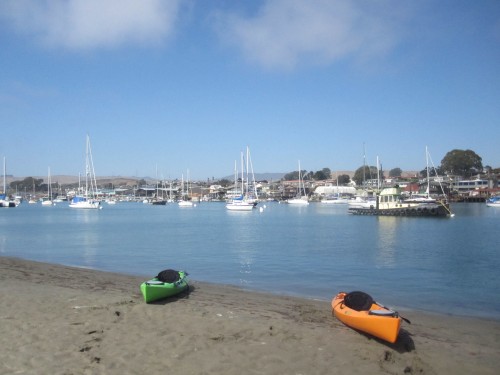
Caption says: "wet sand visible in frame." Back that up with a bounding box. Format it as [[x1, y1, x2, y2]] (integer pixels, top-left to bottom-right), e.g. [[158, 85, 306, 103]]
[[1, 256, 499, 374]]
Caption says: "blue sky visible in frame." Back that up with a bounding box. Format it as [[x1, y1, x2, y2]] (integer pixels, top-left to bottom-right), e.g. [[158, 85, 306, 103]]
[[1, 0, 499, 180]]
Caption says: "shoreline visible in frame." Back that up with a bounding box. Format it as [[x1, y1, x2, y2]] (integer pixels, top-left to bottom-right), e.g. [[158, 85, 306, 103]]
[[1, 256, 499, 374]]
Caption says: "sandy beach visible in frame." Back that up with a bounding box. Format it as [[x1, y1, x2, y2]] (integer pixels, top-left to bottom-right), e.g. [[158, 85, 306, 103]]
[[1, 256, 499, 375]]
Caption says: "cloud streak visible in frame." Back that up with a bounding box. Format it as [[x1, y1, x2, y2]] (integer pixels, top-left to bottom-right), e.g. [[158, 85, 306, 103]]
[[0, 0, 181, 50], [213, 0, 407, 70], [1, 0, 408, 68]]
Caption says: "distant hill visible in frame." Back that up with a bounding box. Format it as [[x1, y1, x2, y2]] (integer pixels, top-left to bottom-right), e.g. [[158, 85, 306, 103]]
[[219, 173, 286, 182], [5, 170, 421, 187], [6, 175, 141, 186]]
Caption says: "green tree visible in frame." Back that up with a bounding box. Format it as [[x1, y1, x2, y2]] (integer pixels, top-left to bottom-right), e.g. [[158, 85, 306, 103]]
[[284, 171, 299, 180], [389, 168, 402, 178], [337, 174, 350, 185], [217, 179, 231, 187], [441, 149, 483, 177], [419, 165, 444, 178], [10, 177, 43, 192], [284, 170, 308, 180], [322, 168, 332, 179], [313, 169, 330, 180], [353, 166, 378, 186]]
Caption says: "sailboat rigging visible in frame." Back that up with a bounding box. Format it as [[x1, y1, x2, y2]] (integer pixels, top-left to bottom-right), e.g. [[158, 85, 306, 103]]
[[178, 170, 194, 207], [287, 160, 309, 205], [41, 167, 54, 206], [69, 135, 101, 209], [226, 146, 259, 211]]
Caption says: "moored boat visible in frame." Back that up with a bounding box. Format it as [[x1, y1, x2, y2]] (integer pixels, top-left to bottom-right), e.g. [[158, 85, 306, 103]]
[[178, 171, 195, 207], [486, 196, 500, 207], [69, 135, 101, 210], [332, 291, 406, 344], [178, 200, 194, 207], [70, 196, 101, 209], [140, 270, 189, 303], [348, 195, 377, 209], [226, 195, 254, 211], [348, 186, 452, 217], [321, 193, 350, 204], [287, 160, 309, 205], [1, 157, 18, 208], [226, 147, 259, 211]]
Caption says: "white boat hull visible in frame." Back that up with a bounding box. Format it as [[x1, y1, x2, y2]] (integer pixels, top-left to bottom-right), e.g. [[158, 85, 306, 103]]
[[69, 200, 101, 209], [287, 198, 309, 205], [226, 202, 254, 211], [321, 199, 349, 204]]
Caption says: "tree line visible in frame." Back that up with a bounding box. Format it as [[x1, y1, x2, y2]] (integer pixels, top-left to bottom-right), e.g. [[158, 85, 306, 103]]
[[283, 149, 495, 187], [9, 149, 496, 192]]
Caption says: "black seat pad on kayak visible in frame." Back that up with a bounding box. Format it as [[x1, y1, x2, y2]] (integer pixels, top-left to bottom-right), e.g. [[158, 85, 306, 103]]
[[344, 291, 374, 311], [157, 269, 180, 283]]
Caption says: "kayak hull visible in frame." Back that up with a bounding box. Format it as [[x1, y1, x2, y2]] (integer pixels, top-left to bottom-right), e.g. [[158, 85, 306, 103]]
[[140, 271, 189, 303], [332, 292, 402, 343]]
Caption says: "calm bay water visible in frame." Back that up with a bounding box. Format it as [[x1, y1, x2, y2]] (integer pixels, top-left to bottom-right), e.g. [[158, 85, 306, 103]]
[[1, 201, 499, 318]]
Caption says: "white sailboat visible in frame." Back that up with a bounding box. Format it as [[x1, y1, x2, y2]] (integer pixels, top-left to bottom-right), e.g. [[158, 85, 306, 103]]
[[226, 148, 255, 211], [41, 167, 54, 206], [151, 165, 167, 205], [69, 135, 101, 209], [243, 146, 259, 206], [321, 172, 350, 204], [403, 146, 437, 204], [348, 143, 376, 209], [1, 156, 18, 207], [178, 171, 194, 207], [287, 160, 309, 205]]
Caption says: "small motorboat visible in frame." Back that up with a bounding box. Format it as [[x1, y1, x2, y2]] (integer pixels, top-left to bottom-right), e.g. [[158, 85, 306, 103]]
[[486, 196, 500, 208], [140, 270, 189, 303], [332, 291, 409, 344]]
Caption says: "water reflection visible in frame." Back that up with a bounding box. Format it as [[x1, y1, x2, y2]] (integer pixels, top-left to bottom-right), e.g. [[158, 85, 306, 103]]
[[226, 212, 259, 285], [2, 201, 499, 318], [375, 216, 398, 268]]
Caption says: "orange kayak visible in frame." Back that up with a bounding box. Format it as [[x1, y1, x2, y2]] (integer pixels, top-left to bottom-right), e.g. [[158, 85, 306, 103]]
[[332, 292, 402, 343]]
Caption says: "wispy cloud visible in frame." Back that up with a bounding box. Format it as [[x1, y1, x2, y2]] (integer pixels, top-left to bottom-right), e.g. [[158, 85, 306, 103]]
[[0, 0, 181, 50], [213, 0, 408, 70]]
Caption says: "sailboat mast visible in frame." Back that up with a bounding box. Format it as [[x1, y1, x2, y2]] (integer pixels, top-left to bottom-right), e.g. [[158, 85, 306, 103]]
[[233, 160, 237, 195], [48, 167, 51, 199], [298, 160, 304, 196], [363, 143, 366, 187], [246, 147, 249, 196], [376, 156, 380, 191], [240, 151, 244, 196], [247, 146, 258, 199], [87, 135, 98, 197], [3, 156, 6, 195], [181, 173, 184, 198], [426, 146, 430, 196], [155, 164, 159, 199]]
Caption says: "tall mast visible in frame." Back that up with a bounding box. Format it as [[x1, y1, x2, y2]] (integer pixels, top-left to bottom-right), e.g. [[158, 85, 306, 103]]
[[425, 146, 430, 196], [247, 146, 258, 200], [85, 135, 89, 196], [240, 151, 244, 196], [298, 160, 303, 196], [363, 142, 366, 187], [3, 156, 6, 195]]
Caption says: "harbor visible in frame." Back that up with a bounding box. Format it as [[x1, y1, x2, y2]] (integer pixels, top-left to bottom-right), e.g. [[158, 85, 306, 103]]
[[1, 200, 499, 319]]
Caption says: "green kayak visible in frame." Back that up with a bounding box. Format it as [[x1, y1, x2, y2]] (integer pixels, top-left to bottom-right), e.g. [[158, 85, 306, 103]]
[[140, 270, 189, 303]]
